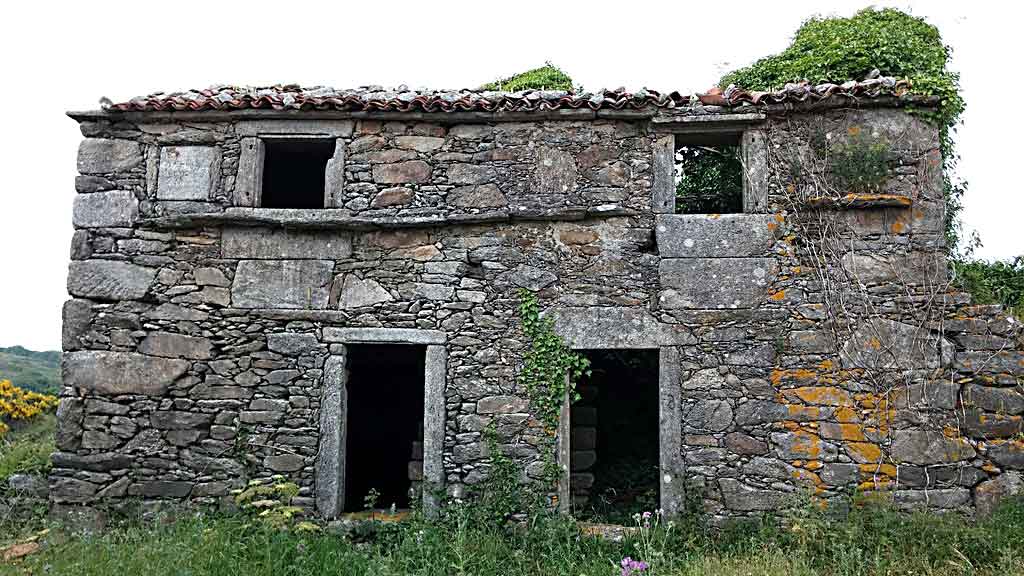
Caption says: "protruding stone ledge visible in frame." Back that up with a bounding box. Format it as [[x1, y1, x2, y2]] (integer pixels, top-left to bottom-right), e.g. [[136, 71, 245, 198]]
[[322, 327, 446, 345], [807, 193, 912, 209], [138, 205, 639, 231]]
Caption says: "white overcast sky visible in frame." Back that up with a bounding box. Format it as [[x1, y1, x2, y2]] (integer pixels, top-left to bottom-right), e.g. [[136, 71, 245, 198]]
[[0, 1, 1019, 351]]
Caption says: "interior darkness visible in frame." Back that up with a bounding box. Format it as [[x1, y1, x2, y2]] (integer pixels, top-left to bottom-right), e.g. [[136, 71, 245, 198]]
[[344, 344, 425, 512], [260, 139, 335, 208], [574, 349, 660, 523]]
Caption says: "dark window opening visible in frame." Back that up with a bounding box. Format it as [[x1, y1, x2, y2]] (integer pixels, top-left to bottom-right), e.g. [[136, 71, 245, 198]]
[[344, 344, 425, 512], [261, 139, 335, 209], [571, 349, 660, 523], [675, 133, 744, 214]]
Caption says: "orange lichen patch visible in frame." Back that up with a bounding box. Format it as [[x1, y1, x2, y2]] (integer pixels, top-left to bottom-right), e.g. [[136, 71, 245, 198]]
[[792, 468, 825, 492], [782, 421, 803, 432], [804, 460, 824, 471], [790, 430, 825, 459], [770, 368, 819, 386], [786, 386, 854, 407], [792, 266, 803, 275], [769, 290, 786, 301], [833, 423, 867, 442], [834, 406, 860, 423], [767, 221, 778, 232], [786, 404, 825, 420], [857, 479, 895, 492], [982, 462, 1000, 474], [775, 213, 785, 223], [818, 359, 834, 371], [859, 463, 898, 478], [868, 337, 882, 350], [942, 425, 963, 439], [847, 441, 883, 463], [890, 220, 905, 234], [847, 125, 862, 137]]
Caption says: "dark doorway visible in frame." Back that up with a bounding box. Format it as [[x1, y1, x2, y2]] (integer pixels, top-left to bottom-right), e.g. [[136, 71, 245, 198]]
[[261, 139, 336, 209], [571, 349, 660, 523], [344, 344, 425, 512]]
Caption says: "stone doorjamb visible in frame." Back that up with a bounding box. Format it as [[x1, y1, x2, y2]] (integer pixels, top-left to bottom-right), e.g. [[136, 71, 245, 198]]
[[552, 307, 686, 517], [315, 327, 447, 518]]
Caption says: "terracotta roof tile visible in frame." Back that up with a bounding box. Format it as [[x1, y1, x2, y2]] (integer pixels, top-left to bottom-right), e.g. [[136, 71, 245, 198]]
[[108, 78, 913, 113]]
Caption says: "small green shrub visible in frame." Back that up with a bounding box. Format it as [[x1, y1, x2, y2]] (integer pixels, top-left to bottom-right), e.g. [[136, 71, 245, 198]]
[[954, 256, 1024, 318], [480, 63, 573, 92], [821, 127, 891, 195]]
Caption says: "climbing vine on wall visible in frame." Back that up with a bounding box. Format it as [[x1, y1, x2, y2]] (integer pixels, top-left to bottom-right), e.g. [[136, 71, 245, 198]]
[[516, 289, 590, 430]]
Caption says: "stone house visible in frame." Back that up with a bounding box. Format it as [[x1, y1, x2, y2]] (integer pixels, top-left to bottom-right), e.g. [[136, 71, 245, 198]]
[[56, 81, 1024, 521]]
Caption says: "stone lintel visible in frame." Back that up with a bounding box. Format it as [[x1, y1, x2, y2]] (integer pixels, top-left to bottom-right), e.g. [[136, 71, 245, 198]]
[[321, 327, 446, 345], [552, 307, 693, 348]]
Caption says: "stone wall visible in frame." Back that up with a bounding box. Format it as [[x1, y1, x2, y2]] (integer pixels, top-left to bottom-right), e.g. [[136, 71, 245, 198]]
[[55, 103, 1024, 519]]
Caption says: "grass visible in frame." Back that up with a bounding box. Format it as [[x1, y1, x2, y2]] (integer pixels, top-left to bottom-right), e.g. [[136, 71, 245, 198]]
[[0, 414, 55, 479], [1, 496, 1023, 576]]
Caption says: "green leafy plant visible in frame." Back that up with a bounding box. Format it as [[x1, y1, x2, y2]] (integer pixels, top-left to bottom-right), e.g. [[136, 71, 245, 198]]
[[231, 475, 314, 531], [953, 257, 1024, 318], [481, 63, 574, 92], [720, 7, 966, 249], [516, 289, 590, 430], [811, 126, 892, 195]]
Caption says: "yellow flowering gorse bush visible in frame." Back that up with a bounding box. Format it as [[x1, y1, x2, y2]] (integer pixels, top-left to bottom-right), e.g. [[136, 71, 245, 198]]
[[0, 379, 59, 438]]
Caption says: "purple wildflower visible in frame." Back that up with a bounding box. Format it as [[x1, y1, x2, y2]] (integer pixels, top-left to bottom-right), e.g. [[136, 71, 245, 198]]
[[619, 556, 649, 576]]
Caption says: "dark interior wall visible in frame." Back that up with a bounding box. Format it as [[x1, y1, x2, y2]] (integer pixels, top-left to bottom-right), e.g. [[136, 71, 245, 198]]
[[572, 349, 660, 521], [260, 139, 335, 209], [343, 344, 426, 511]]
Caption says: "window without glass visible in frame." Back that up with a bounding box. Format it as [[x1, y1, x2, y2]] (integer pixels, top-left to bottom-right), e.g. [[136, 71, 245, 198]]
[[674, 132, 744, 214], [260, 139, 337, 209]]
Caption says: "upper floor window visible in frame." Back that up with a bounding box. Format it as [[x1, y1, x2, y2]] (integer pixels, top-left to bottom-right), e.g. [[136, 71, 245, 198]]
[[652, 123, 767, 215], [261, 139, 337, 209], [674, 133, 743, 214]]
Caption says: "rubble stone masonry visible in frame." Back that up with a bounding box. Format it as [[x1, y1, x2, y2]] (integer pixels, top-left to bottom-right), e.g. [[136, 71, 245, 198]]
[[55, 95, 1024, 521]]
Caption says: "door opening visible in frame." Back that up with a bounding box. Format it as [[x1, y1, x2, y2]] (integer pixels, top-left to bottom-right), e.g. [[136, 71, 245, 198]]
[[570, 349, 660, 523], [343, 344, 426, 512]]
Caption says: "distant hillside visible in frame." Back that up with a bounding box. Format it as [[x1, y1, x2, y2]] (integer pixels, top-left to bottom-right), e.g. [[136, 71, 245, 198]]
[[0, 346, 61, 393]]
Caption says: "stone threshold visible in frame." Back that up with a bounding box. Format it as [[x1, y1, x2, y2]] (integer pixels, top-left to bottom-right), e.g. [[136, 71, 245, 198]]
[[140, 206, 640, 231]]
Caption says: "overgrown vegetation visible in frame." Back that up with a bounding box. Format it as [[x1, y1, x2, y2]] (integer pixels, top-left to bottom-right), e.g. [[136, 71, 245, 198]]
[[516, 289, 590, 430], [674, 145, 744, 214], [953, 257, 1024, 318], [719, 7, 965, 249], [3, 496, 1024, 575], [0, 412, 55, 480], [0, 347, 61, 394], [480, 63, 574, 92]]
